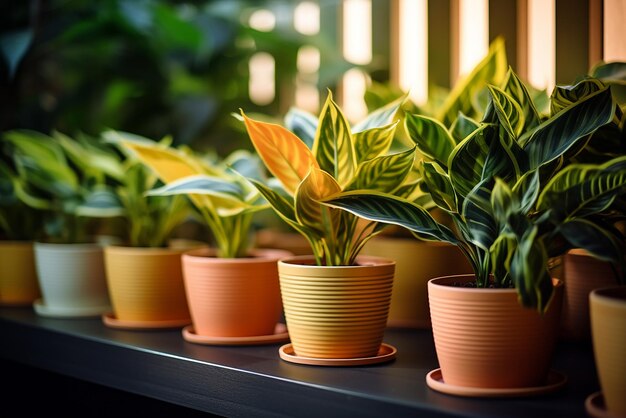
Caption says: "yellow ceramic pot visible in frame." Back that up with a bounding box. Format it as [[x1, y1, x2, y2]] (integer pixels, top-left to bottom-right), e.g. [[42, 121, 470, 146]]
[[0, 241, 40, 306], [278, 255, 395, 359]]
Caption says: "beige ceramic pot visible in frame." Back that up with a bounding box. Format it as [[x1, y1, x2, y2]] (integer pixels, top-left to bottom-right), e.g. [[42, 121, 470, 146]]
[[34, 242, 110, 317], [182, 248, 291, 337], [561, 249, 619, 340], [428, 275, 563, 388], [0, 241, 40, 306], [104, 246, 190, 325], [589, 286, 626, 417], [278, 255, 395, 359], [361, 237, 471, 328]]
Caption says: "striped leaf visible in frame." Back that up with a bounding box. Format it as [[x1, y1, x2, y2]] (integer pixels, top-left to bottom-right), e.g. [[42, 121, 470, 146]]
[[421, 161, 457, 213], [489, 233, 516, 286], [490, 178, 517, 226], [558, 219, 622, 263], [295, 167, 342, 239], [347, 147, 415, 193], [75, 187, 125, 218], [312, 92, 356, 187], [284, 107, 318, 149], [354, 121, 397, 163], [537, 155, 626, 218], [323, 191, 459, 244], [405, 114, 456, 166], [463, 179, 498, 251], [550, 78, 605, 116], [502, 69, 541, 131], [488, 85, 525, 140], [436, 36, 508, 125], [352, 94, 406, 133], [241, 111, 319, 194], [512, 170, 540, 214], [450, 112, 480, 143], [522, 87, 614, 170]]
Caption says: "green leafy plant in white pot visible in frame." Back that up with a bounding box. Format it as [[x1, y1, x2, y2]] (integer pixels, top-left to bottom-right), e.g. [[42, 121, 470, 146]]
[[324, 70, 626, 391], [3, 130, 125, 317]]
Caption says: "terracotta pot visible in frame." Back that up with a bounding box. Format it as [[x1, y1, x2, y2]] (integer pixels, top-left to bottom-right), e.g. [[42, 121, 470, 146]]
[[0, 241, 40, 306], [361, 238, 472, 328], [278, 255, 395, 359], [561, 249, 619, 340], [182, 248, 291, 337], [33, 242, 110, 317], [104, 246, 190, 323], [589, 286, 626, 417], [428, 275, 563, 388]]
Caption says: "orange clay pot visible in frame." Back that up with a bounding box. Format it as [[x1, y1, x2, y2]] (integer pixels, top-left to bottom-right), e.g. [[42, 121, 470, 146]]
[[0, 241, 40, 306], [278, 255, 395, 359], [589, 286, 626, 417], [361, 238, 471, 328], [104, 246, 190, 323], [182, 248, 291, 337], [561, 249, 620, 340], [428, 275, 563, 388]]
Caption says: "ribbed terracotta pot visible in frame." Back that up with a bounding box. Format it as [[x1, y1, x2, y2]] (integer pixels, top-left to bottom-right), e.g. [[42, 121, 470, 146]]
[[34, 242, 110, 317], [428, 275, 563, 388], [0, 241, 40, 306], [278, 255, 395, 359], [589, 286, 626, 417], [561, 249, 619, 340], [182, 248, 291, 337], [362, 238, 471, 328], [104, 246, 190, 323]]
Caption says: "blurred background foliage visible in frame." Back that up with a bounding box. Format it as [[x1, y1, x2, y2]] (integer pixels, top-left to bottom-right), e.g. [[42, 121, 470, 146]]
[[0, 0, 351, 155]]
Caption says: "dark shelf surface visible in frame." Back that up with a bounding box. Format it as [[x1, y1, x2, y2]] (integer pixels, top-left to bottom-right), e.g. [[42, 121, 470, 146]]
[[0, 307, 599, 417]]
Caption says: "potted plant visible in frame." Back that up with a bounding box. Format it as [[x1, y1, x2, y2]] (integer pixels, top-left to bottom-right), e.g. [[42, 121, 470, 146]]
[[105, 132, 290, 343], [324, 70, 626, 390], [239, 91, 417, 364], [3, 130, 125, 317], [0, 149, 43, 306]]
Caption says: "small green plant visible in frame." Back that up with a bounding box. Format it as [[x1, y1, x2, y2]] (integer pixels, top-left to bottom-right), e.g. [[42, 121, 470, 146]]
[[240, 91, 418, 266], [104, 131, 268, 257], [325, 70, 626, 311]]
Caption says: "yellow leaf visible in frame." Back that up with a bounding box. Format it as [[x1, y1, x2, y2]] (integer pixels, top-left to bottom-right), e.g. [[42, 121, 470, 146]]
[[295, 167, 342, 238], [241, 111, 319, 195], [121, 142, 205, 183]]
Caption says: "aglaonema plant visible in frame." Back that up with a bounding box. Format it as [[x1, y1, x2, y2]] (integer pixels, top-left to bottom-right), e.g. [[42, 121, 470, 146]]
[[324, 69, 626, 311], [103, 130, 268, 258], [240, 91, 418, 266]]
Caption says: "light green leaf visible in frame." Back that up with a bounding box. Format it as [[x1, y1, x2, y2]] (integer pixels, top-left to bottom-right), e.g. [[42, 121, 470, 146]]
[[347, 147, 415, 193], [354, 121, 398, 163], [352, 94, 406, 133], [488, 85, 525, 139]]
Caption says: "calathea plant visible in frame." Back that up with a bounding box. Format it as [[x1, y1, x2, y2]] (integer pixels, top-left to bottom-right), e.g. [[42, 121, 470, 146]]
[[240, 91, 418, 266], [104, 131, 268, 257], [324, 69, 626, 311], [2, 130, 125, 243]]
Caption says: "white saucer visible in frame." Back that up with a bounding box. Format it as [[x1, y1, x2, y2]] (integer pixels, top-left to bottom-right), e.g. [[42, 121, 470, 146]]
[[33, 299, 111, 318]]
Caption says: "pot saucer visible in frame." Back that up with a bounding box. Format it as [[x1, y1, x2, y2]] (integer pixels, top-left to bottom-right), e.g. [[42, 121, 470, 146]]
[[33, 299, 111, 318], [102, 312, 191, 330], [182, 323, 289, 346], [279, 343, 396, 366], [426, 368, 567, 397], [586, 391, 621, 418]]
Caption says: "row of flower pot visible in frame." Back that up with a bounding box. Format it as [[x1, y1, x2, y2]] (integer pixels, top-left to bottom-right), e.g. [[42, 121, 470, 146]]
[[0, 238, 625, 415]]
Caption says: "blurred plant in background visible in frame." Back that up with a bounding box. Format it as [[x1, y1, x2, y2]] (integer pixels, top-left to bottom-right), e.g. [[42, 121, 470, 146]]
[[0, 0, 350, 155]]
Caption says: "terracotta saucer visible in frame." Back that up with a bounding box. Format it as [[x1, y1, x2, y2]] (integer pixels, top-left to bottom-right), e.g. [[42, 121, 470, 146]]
[[586, 391, 622, 418], [279, 343, 396, 366], [426, 368, 567, 398], [102, 312, 191, 330], [33, 299, 111, 318], [182, 323, 289, 346]]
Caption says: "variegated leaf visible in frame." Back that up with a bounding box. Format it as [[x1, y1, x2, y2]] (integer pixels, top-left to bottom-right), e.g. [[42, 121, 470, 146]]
[[550, 78, 605, 116], [284, 107, 318, 149], [295, 167, 342, 239], [558, 219, 622, 263], [449, 112, 480, 143], [405, 114, 456, 166], [488, 85, 525, 139], [490, 178, 517, 226], [354, 121, 397, 163], [241, 111, 319, 194], [501, 68, 541, 131], [352, 94, 406, 133], [421, 161, 457, 213], [347, 147, 415, 193], [522, 87, 614, 170], [462, 179, 498, 251], [489, 233, 516, 286], [312, 92, 356, 187], [512, 170, 540, 214], [323, 191, 459, 244], [75, 187, 126, 218]]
